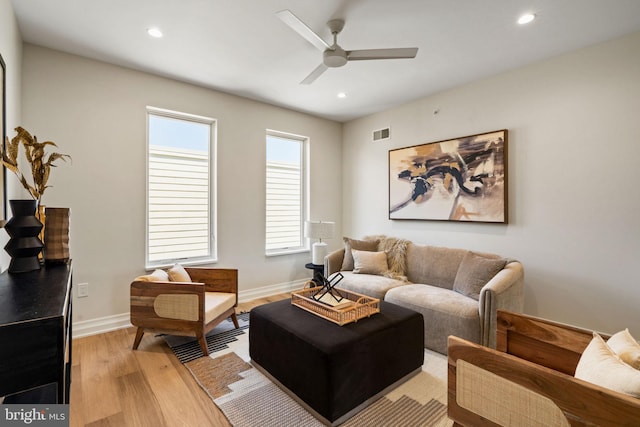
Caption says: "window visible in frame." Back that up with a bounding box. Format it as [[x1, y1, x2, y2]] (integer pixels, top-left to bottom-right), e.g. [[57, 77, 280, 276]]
[[265, 131, 308, 255], [146, 107, 216, 267]]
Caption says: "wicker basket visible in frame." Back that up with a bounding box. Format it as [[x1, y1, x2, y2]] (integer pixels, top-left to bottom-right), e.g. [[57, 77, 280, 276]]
[[291, 286, 380, 326]]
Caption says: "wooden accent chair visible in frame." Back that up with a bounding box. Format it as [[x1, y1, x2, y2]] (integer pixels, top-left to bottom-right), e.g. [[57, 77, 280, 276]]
[[130, 267, 239, 356], [448, 310, 640, 426]]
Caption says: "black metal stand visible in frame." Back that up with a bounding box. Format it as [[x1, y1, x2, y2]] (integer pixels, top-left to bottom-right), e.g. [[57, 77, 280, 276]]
[[305, 263, 325, 286]]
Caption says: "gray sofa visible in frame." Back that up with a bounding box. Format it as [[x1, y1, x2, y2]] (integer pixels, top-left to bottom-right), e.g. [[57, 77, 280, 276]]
[[324, 236, 524, 354]]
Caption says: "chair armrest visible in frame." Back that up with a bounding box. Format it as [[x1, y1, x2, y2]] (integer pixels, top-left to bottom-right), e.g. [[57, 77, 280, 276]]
[[448, 336, 640, 427], [496, 309, 605, 375], [130, 281, 206, 325], [324, 248, 345, 276], [478, 261, 524, 348], [185, 268, 238, 305]]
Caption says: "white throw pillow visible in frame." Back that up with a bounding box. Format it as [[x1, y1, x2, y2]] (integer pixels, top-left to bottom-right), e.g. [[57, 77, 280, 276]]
[[352, 250, 388, 275], [134, 269, 169, 282], [167, 263, 192, 282], [607, 328, 640, 369], [574, 332, 640, 398]]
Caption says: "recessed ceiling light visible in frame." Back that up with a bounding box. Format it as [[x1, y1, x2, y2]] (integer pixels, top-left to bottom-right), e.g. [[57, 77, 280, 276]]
[[147, 27, 163, 38], [337, 92, 347, 98], [517, 13, 536, 25]]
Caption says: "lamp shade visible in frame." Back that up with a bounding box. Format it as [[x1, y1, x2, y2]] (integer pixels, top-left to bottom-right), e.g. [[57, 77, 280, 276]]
[[305, 221, 335, 265], [304, 221, 335, 241]]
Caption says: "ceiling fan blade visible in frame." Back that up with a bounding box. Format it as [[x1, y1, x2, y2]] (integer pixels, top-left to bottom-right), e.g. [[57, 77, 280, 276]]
[[301, 63, 329, 85], [276, 10, 330, 51], [347, 47, 418, 61]]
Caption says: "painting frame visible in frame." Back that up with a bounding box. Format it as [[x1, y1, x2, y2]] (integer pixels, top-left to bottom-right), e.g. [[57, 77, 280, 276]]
[[389, 129, 508, 223], [0, 53, 5, 223]]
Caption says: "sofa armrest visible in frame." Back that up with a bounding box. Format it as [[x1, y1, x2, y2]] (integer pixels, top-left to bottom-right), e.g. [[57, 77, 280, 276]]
[[478, 261, 524, 348], [324, 248, 345, 276]]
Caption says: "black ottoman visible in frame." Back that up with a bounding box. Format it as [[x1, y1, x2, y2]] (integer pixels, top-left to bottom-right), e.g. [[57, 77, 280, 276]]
[[249, 299, 424, 425]]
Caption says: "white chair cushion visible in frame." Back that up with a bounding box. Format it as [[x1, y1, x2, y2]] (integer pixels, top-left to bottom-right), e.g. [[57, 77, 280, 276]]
[[607, 328, 640, 369], [575, 332, 640, 398], [204, 292, 236, 324]]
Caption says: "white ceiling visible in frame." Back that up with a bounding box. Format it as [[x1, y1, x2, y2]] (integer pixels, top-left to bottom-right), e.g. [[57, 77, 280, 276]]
[[11, 0, 640, 122]]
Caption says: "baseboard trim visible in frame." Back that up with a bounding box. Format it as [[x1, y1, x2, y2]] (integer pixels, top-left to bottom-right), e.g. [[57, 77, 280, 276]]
[[237, 279, 306, 303], [73, 312, 132, 339], [72, 279, 307, 338]]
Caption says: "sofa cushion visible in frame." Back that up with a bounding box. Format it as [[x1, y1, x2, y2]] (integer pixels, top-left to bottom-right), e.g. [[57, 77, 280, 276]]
[[607, 329, 640, 369], [575, 332, 640, 398], [341, 237, 380, 271], [453, 252, 507, 300], [385, 284, 480, 354], [405, 244, 467, 289], [332, 271, 406, 300], [352, 250, 389, 275]]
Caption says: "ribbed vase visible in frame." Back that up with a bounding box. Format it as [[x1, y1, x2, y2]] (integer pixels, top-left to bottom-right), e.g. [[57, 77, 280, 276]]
[[44, 207, 71, 264], [4, 199, 44, 273]]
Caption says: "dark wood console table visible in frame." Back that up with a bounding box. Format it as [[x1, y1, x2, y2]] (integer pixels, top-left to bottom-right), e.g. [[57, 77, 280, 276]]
[[0, 262, 73, 404]]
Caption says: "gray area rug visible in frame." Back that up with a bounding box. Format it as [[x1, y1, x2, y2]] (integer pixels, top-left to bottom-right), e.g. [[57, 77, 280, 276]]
[[165, 313, 452, 427]]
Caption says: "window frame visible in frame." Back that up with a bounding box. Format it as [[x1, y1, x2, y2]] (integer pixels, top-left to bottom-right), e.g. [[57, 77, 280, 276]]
[[265, 129, 310, 257], [145, 106, 217, 269]]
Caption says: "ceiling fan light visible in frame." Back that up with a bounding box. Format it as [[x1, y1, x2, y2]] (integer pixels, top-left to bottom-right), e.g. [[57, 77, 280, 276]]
[[337, 92, 346, 98], [517, 13, 536, 25]]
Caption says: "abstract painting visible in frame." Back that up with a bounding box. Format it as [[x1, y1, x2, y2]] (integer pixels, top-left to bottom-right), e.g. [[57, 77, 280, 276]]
[[389, 130, 507, 223]]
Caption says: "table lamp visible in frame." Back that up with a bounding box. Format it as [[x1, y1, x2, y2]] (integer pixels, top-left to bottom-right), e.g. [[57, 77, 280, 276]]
[[305, 220, 336, 265]]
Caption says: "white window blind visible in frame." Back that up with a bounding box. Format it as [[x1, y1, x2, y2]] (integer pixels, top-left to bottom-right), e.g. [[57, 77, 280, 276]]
[[266, 132, 307, 254], [146, 109, 215, 267]]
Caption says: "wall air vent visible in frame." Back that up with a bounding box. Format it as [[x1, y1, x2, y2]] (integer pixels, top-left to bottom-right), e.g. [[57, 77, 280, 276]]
[[373, 127, 390, 142]]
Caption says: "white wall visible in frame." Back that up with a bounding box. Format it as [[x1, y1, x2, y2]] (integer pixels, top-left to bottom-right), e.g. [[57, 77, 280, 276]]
[[0, 0, 23, 269], [21, 45, 342, 325], [342, 32, 640, 335]]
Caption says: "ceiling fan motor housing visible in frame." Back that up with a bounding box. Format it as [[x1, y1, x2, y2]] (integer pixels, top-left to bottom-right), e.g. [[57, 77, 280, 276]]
[[324, 46, 348, 67]]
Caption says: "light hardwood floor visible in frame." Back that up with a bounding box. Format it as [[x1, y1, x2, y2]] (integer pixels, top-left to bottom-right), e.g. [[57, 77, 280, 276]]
[[70, 293, 290, 427]]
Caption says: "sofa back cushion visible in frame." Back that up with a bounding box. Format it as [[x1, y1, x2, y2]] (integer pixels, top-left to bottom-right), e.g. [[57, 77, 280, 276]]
[[405, 244, 467, 289], [453, 252, 507, 300], [341, 237, 380, 271]]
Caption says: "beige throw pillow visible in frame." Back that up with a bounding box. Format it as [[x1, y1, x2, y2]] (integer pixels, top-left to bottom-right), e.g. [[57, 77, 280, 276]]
[[607, 329, 640, 369], [352, 250, 389, 275], [574, 332, 640, 398], [168, 263, 192, 282], [341, 237, 380, 271], [134, 269, 169, 282], [453, 252, 507, 300]]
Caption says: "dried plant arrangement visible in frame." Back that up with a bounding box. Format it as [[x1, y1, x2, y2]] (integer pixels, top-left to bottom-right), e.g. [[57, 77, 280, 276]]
[[1, 126, 71, 202]]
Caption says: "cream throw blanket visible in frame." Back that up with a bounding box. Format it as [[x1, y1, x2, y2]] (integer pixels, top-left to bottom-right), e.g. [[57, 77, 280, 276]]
[[363, 235, 410, 282]]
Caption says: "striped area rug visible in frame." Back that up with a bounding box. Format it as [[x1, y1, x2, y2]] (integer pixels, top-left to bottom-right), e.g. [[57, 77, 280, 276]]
[[165, 313, 452, 427], [164, 312, 250, 363]]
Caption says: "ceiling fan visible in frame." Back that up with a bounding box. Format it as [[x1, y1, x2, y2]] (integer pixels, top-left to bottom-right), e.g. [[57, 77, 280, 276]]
[[277, 9, 419, 84]]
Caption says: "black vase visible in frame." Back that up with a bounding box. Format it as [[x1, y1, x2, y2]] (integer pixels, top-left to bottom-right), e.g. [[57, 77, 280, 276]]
[[4, 199, 44, 273]]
